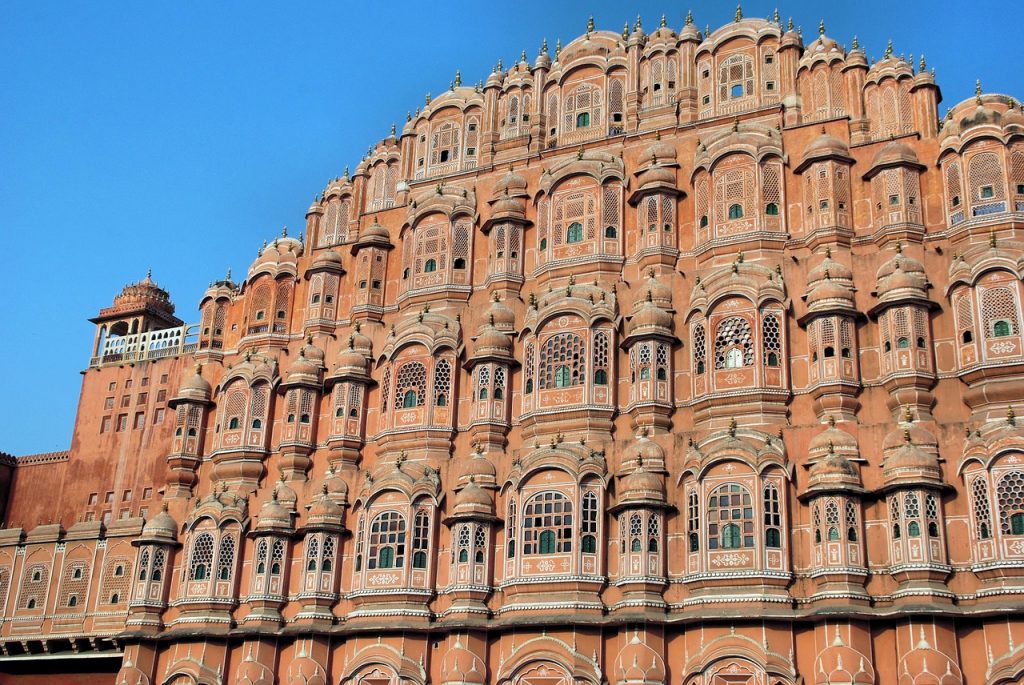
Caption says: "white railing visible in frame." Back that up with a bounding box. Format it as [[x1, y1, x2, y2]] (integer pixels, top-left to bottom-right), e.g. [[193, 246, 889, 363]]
[[90, 325, 199, 367]]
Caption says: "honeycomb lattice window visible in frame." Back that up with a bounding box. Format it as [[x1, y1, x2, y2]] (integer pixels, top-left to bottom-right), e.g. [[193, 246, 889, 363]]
[[972, 476, 993, 539], [380, 368, 391, 411], [982, 287, 1020, 337], [102, 556, 132, 604], [190, 532, 214, 581], [969, 151, 1005, 200], [692, 323, 707, 373], [394, 362, 426, 409], [539, 333, 585, 389], [593, 330, 610, 383], [998, 471, 1024, 535], [216, 535, 236, 581], [845, 499, 859, 541], [714, 317, 753, 369], [433, 359, 452, 405], [762, 313, 782, 366]]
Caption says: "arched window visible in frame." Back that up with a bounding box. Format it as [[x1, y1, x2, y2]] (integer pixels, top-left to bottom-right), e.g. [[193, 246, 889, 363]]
[[972, 476, 993, 540], [523, 491, 573, 555], [687, 490, 700, 551], [576, 112, 590, 128], [763, 483, 782, 548], [994, 320, 1012, 337], [540, 333, 585, 389], [424, 259, 437, 273], [368, 511, 406, 570], [708, 484, 753, 550], [566, 222, 583, 243], [507, 499, 517, 558], [190, 532, 214, 581], [728, 203, 744, 219], [394, 362, 426, 409], [581, 491, 599, 554], [217, 534, 236, 581], [765, 202, 779, 215], [402, 390, 417, 408], [998, 471, 1024, 536], [412, 510, 430, 569], [715, 317, 753, 369]]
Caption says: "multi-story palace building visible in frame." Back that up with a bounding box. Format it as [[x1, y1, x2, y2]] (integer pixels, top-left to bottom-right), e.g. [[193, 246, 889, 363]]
[[3, 10, 1024, 685]]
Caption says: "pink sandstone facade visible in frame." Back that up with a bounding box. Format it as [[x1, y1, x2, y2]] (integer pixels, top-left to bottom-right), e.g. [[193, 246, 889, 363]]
[[4, 11, 1024, 685]]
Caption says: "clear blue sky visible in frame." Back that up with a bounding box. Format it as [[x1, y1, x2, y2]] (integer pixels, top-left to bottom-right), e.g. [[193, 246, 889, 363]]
[[1, 1, 1020, 456]]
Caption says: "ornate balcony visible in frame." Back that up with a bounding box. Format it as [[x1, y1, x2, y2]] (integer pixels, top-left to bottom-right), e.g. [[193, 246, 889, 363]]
[[89, 325, 198, 368]]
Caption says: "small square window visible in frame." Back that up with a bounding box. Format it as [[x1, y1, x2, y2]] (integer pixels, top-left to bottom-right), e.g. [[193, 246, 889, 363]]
[[468, 123, 477, 132], [702, 95, 711, 105], [908, 196, 916, 205], [88, 493, 98, 506], [156, 390, 167, 403], [153, 408, 165, 424], [466, 147, 476, 156], [125, 379, 133, 389], [143, 487, 153, 499], [765, 81, 775, 91], [981, 185, 994, 199], [372, 280, 382, 289], [137, 393, 147, 405], [418, 158, 424, 167], [100, 417, 111, 434], [134, 412, 145, 429], [160, 374, 168, 384], [108, 382, 116, 392], [889, 195, 899, 205], [120, 509, 130, 520], [116, 415, 127, 432], [819, 200, 829, 210], [139, 507, 149, 519], [731, 84, 743, 98], [122, 490, 132, 502], [359, 280, 368, 289], [765, 54, 774, 64], [1017, 184, 1024, 194], [85, 512, 95, 522], [120, 395, 130, 408], [702, 69, 710, 78], [104, 397, 114, 410], [105, 492, 115, 504], [439, 150, 450, 163], [141, 377, 149, 387]]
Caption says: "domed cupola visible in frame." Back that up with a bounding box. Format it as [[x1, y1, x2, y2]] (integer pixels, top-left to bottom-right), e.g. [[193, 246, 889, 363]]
[[254, 489, 294, 535], [678, 10, 700, 42], [352, 218, 392, 252], [873, 249, 930, 306], [619, 431, 667, 474], [113, 270, 177, 320], [282, 339, 325, 388], [798, 21, 846, 72], [323, 463, 350, 507], [454, 444, 498, 491], [170, 364, 213, 407], [796, 132, 854, 173], [807, 445, 862, 494], [305, 485, 345, 531], [807, 416, 860, 466], [330, 335, 371, 383], [626, 290, 674, 340], [633, 134, 679, 192], [137, 504, 178, 545], [617, 457, 666, 506], [248, 229, 303, 280], [484, 293, 516, 332], [804, 262, 856, 315], [451, 479, 495, 519], [881, 411, 943, 488]]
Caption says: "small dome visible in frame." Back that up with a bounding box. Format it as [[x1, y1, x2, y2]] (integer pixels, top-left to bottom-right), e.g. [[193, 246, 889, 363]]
[[620, 433, 667, 474], [636, 165, 676, 187], [876, 252, 929, 302], [643, 137, 677, 163], [455, 451, 497, 490], [485, 296, 516, 330], [808, 451, 862, 492], [494, 168, 528, 197], [324, 465, 350, 506], [172, 366, 212, 405], [453, 479, 495, 518], [797, 132, 852, 172], [307, 487, 344, 528], [255, 491, 293, 533], [640, 271, 673, 309], [334, 340, 370, 379], [356, 220, 391, 245], [310, 249, 343, 271], [140, 505, 177, 543], [808, 253, 853, 283], [808, 420, 859, 460], [619, 463, 665, 503], [869, 141, 921, 171], [806, 276, 855, 310], [629, 297, 673, 335], [112, 271, 176, 318], [474, 323, 513, 358], [283, 344, 323, 386], [881, 417, 942, 486]]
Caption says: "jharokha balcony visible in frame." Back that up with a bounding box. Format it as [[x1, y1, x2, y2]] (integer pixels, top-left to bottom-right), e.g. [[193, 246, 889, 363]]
[[89, 325, 198, 368]]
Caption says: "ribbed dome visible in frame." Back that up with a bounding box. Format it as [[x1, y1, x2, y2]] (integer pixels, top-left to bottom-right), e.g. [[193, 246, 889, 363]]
[[494, 167, 528, 196], [640, 271, 673, 309], [453, 479, 495, 518], [455, 451, 497, 490], [876, 252, 929, 301], [474, 322, 513, 358], [882, 417, 942, 486], [172, 366, 212, 405], [808, 253, 853, 283], [619, 462, 665, 503], [307, 486, 344, 528], [139, 505, 177, 543], [355, 220, 391, 248], [806, 275, 855, 310], [283, 343, 324, 386], [441, 637, 486, 685], [485, 296, 516, 330], [629, 295, 673, 335], [808, 451, 862, 492], [112, 271, 175, 317], [255, 491, 293, 533], [644, 137, 677, 163], [869, 141, 921, 170], [310, 249, 343, 271], [808, 419, 859, 461]]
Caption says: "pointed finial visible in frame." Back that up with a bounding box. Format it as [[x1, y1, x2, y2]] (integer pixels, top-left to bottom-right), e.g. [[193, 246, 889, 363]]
[[787, 17, 793, 31], [884, 39, 893, 58], [541, 37, 548, 55], [425, 92, 431, 105], [728, 418, 737, 436], [1008, 406, 1016, 426], [705, 24, 710, 37], [555, 39, 562, 58], [520, 50, 527, 63], [686, 9, 694, 25], [622, 22, 629, 39], [587, 16, 594, 34], [634, 14, 642, 31], [819, 19, 825, 36], [851, 35, 859, 50], [990, 230, 997, 247], [406, 111, 412, 122], [772, 8, 779, 24], [660, 14, 667, 28], [343, 165, 349, 177], [146, 267, 152, 279], [390, 122, 396, 136], [976, 79, 984, 104], [281, 225, 288, 237]]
